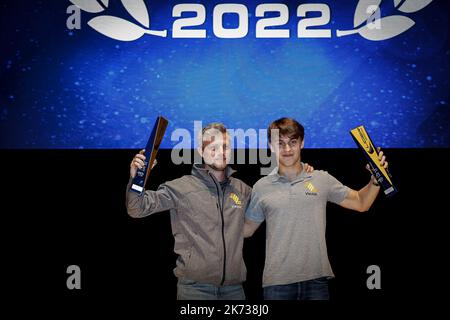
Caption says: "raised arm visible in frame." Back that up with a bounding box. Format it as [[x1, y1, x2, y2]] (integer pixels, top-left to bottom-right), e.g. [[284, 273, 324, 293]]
[[126, 150, 177, 218], [339, 149, 388, 212]]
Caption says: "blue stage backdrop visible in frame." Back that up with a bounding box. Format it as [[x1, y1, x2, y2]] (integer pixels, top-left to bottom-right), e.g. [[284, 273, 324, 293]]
[[0, 0, 449, 148]]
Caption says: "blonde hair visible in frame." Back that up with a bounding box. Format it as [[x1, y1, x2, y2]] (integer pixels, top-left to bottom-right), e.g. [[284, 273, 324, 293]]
[[198, 123, 228, 150]]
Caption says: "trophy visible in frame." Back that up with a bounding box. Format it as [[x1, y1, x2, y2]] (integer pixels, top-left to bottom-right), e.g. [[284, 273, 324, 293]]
[[350, 125, 397, 197], [130, 116, 169, 194]]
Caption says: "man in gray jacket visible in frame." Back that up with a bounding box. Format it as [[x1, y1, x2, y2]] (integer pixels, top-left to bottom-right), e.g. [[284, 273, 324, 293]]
[[126, 123, 252, 300]]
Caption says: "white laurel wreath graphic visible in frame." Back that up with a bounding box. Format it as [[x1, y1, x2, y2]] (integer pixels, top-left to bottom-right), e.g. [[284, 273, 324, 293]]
[[69, 0, 167, 41], [336, 0, 433, 40]]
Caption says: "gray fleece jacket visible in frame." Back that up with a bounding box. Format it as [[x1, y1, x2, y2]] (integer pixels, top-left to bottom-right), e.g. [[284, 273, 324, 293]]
[[126, 164, 252, 286]]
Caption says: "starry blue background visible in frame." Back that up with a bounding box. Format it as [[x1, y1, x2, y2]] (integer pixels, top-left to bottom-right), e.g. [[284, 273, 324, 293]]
[[0, 0, 449, 148]]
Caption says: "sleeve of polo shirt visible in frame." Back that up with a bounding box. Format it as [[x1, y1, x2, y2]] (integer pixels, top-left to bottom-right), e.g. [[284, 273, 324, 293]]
[[245, 189, 265, 223], [326, 172, 351, 204]]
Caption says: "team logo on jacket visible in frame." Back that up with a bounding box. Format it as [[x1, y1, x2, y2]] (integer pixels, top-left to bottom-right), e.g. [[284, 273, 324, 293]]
[[305, 182, 318, 196], [230, 193, 242, 208]]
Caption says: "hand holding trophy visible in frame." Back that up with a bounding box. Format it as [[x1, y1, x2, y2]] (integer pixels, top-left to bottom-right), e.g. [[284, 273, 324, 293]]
[[350, 125, 397, 197], [130, 116, 168, 194]]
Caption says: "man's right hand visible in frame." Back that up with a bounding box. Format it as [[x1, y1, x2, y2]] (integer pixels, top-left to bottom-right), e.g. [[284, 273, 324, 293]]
[[130, 149, 157, 178]]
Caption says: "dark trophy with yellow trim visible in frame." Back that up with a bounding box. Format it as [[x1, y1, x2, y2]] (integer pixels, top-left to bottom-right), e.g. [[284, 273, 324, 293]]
[[130, 116, 169, 194], [350, 125, 397, 197]]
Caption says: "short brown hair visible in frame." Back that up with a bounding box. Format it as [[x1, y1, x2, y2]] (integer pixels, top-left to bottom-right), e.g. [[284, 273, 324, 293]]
[[200, 122, 228, 149], [268, 118, 304, 143], [202, 122, 227, 136]]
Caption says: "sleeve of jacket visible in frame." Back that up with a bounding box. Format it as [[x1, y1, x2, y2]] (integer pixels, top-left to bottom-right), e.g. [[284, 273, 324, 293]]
[[126, 178, 179, 218]]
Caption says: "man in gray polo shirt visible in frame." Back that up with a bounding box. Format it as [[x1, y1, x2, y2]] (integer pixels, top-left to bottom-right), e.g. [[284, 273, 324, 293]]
[[244, 117, 388, 300]]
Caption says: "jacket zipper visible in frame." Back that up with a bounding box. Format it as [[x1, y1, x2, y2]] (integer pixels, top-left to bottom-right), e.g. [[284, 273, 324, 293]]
[[210, 173, 227, 286]]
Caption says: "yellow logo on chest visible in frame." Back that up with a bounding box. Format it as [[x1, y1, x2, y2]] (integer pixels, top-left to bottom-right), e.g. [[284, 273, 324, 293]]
[[305, 182, 318, 195], [230, 193, 242, 205]]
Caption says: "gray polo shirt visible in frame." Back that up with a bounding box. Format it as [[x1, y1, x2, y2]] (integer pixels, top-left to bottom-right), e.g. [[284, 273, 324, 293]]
[[246, 165, 350, 287]]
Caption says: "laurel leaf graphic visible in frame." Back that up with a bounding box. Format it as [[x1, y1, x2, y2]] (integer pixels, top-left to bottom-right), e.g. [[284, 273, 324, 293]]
[[393, 0, 433, 13], [354, 0, 383, 28], [88, 16, 146, 41], [69, 0, 106, 13], [359, 15, 415, 40], [121, 0, 150, 28]]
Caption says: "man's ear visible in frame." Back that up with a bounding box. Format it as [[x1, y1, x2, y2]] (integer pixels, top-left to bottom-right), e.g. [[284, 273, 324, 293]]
[[197, 146, 203, 158], [301, 139, 305, 149]]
